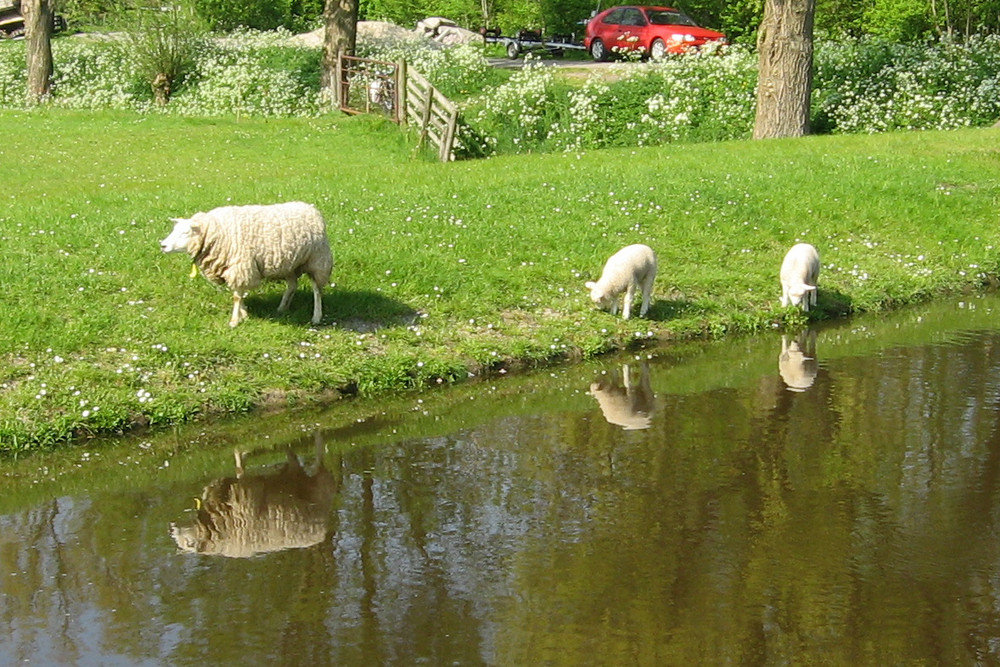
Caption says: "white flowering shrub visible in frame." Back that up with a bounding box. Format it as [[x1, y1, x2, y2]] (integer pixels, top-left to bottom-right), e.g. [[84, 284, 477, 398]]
[[462, 45, 758, 154], [0, 29, 321, 116], [0, 42, 26, 106], [813, 34, 1000, 133]]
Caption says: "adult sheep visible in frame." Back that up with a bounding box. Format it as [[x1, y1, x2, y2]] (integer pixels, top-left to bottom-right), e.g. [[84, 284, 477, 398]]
[[160, 202, 333, 327], [170, 444, 338, 558]]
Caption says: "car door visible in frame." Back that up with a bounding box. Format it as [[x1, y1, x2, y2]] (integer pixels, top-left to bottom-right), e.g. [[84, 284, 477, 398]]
[[612, 7, 649, 53]]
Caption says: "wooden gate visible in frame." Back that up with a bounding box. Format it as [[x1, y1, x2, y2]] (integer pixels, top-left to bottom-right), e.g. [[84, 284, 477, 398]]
[[336, 54, 459, 162]]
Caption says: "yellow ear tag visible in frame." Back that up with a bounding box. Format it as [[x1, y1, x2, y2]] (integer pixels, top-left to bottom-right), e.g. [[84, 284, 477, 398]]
[[189, 263, 198, 279]]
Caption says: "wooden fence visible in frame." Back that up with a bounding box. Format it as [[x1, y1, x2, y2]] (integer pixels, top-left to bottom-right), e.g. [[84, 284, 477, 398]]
[[337, 54, 459, 163]]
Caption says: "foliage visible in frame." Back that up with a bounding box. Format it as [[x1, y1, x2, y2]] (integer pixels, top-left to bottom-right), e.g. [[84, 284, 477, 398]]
[[119, 3, 207, 105], [191, 0, 322, 31], [812, 34, 1000, 133], [0, 28, 323, 115], [461, 45, 757, 154]]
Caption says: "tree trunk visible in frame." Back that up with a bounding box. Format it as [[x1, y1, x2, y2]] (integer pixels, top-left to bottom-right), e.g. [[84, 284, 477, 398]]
[[321, 0, 359, 107], [22, 0, 54, 105], [753, 0, 815, 139]]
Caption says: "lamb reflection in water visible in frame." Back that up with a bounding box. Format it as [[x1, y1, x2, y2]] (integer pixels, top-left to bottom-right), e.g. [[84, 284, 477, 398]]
[[170, 435, 337, 558], [779, 329, 819, 393], [589, 362, 655, 430]]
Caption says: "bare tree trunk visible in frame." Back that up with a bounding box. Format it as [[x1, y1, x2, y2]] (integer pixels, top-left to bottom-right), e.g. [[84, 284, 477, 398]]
[[753, 0, 815, 139], [22, 0, 54, 105], [321, 0, 359, 107]]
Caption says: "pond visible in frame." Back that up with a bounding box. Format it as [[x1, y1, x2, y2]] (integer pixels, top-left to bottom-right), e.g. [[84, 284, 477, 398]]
[[5, 294, 1000, 665]]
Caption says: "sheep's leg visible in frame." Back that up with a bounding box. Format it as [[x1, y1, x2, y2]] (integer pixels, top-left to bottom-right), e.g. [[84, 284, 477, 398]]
[[622, 283, 636, 319], [234, 448, 245, 478], [810, 287, 818, 308], [309, 277, 324, 325], [780, 286, 789, 308], [278, 276, 298, 313], [230, 292, 248, 327]]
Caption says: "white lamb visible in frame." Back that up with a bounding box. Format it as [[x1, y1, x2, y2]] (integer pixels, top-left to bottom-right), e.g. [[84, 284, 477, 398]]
[[779, 243, 820, 311], [160, 201, 333, 327], [585, 244, 658, 319]]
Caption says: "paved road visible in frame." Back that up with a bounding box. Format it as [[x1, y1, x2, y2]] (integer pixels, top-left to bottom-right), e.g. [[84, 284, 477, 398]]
[[487, 56, 610, 70]]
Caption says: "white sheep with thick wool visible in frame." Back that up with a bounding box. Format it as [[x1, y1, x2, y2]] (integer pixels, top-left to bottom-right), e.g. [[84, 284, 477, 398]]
[[585, 244, 657, 319], [779, 243, 820, 311], [160, 202, 333, 327]]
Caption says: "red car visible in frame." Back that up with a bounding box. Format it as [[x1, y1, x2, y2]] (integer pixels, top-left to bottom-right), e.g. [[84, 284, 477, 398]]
[[584, 5, 726, 61]]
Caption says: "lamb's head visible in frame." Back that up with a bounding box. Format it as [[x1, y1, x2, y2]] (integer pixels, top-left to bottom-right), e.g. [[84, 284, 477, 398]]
[[586, 281, 614, 310], [786, 283, 816, 306], [160, 217, 204, 254]]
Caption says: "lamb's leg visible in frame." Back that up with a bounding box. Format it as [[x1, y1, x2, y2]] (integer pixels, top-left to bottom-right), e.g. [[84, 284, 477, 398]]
[[278, 276, 298, 313], [780, 285, 789, 308], [229, 292, 248, 327], [309, 276, 324, 325], [810, 287, 818, 308], [622, 283, 636, 319], [639, 274, 654, 317]]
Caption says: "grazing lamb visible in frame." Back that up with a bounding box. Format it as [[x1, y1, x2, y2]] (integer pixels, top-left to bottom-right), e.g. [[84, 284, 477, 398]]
[[585, 244, 658, 319], [779, 243, 820, 311], [170, 441, 338, 558], [160, 202, 333, 327]]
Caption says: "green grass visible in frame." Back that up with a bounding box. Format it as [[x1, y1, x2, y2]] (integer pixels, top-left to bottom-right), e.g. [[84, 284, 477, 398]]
[[1, 108, 998, 450]]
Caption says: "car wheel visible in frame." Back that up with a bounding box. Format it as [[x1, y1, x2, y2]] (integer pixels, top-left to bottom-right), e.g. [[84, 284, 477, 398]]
[[590, 38, 607, 62], [506, 41, 520, 59], [650, 38, 667, 60]]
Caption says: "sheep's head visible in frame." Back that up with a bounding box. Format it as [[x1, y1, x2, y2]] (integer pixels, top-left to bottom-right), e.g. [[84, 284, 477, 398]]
[[160, 217, 203, 254], [786, 283, 816, 306], [170, 522, 204, 553], [586, 281, 614, 310]]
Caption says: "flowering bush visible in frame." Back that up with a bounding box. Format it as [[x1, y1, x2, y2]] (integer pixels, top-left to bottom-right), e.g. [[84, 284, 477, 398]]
[[0, 28, 321, 116], [462, 45, 757, 154], [813, 34, 1000, 133]]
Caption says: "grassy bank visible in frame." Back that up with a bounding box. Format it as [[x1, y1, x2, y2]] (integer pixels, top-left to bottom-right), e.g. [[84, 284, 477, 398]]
[[1, 109, 998, 450]]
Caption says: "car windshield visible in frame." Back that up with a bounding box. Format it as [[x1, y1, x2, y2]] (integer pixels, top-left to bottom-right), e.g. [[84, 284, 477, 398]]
[[646, 9, 698, 26]]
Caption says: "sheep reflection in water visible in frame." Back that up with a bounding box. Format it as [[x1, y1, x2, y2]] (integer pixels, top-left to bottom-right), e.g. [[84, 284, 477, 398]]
[[779, 329, 819, 393], [588, 362, 655, 430], [170, 437, 337, 558]]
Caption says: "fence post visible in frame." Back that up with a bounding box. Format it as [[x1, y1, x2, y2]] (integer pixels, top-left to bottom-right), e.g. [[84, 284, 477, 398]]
[[334, 49, 343, 109], [441, 108, 458, 162], [396, 60, 407, 125], [418, 83, 433, 149]]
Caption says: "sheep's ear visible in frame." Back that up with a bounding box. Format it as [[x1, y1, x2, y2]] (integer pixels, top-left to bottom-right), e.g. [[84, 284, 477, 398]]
[[803, 285, 817, 291], [585, 281, 597, 289]]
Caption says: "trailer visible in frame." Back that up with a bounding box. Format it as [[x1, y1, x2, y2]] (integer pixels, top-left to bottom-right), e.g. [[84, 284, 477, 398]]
[[482, 28, 588, 59], [0, 0, 67, 39]]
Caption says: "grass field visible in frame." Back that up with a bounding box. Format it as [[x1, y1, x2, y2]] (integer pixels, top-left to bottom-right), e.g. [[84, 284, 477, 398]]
[[1, 108, 998, 450]]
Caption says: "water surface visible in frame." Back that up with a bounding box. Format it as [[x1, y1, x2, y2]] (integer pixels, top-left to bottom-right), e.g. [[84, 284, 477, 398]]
[[5, 295, 1000, 665]]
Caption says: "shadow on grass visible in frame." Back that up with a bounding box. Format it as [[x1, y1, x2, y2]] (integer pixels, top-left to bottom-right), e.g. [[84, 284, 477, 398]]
[[644, 298, 701, 321], [816, 289, 853, 318], [244, 288, 418, 332]]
